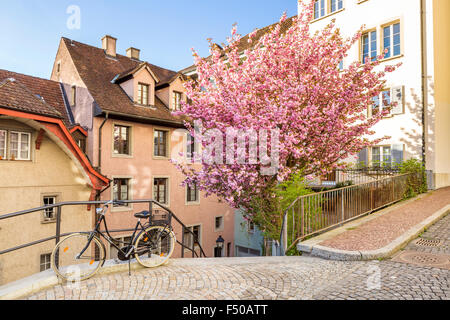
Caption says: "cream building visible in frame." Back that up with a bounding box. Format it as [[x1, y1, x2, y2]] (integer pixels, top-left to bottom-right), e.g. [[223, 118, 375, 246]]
[[0, 71, 109, 284], [302, 0, 450, 188]]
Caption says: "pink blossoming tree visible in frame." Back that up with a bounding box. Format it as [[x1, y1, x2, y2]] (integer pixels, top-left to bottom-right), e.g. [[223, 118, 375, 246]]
[[174, 1, 400, 237]]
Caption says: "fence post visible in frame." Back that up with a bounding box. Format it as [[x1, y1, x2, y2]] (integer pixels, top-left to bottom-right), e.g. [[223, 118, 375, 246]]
[[282, 213, 288, 254], [301, 198, 304, 238], [341, 188, 345, 224], [55, 205, 62, 245], [181, 226, 185, 258]]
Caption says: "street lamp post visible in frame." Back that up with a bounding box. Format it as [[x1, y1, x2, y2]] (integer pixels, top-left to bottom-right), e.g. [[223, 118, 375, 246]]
[[215, 235, 225, 257]]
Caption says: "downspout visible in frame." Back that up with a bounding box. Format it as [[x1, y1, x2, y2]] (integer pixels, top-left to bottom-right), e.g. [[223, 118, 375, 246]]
[[420, 0, 427, 167], [96, 112, 109, 202], [98, 112, 109, 174]]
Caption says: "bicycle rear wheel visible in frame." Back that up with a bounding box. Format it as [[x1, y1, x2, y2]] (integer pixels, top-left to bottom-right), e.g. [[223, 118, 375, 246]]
[[134, 226, 175, 268], [51, 233, 105, 282]]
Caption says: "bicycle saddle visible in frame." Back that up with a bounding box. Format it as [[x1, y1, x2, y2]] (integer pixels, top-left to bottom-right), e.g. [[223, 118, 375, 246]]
[[134, 210, 151, 219]]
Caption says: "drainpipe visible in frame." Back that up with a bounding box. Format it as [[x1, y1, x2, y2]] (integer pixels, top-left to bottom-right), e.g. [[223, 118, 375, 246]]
[[96, 112, 109, 202], [420, 0, 427, 167], [98, 112, 109, 174]]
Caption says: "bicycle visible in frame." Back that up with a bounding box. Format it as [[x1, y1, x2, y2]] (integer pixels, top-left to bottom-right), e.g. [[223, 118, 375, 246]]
[[50, 200, 176, 282]]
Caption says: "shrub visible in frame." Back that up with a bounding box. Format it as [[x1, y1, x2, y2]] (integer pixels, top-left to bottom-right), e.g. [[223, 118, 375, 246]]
[[399, 159, 427, 198]]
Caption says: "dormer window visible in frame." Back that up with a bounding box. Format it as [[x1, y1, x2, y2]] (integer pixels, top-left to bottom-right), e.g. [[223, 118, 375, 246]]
[[137, 83, 149, 105], [173, 91, 182, 110]]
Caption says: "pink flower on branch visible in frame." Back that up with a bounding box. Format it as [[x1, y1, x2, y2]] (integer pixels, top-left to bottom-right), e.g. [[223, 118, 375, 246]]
[[173, 0, 400, 212]]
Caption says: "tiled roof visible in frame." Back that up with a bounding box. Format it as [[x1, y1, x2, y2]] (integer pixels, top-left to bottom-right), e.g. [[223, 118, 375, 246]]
[[180, 15, 296, 74], [62, 38, 184, 125], [0, 69, 70, 124]]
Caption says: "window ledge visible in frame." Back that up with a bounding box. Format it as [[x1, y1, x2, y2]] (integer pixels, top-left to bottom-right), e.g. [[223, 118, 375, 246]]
[[152, 156, 170, 160], [185, 201, 200, 206], [41, 219, 57, 224], [111, 205, 133, 213], [134, 103, 157, 110], [379, 54, 404, 63], [311, 8, 345, 24], [112, 153, 133, 159]]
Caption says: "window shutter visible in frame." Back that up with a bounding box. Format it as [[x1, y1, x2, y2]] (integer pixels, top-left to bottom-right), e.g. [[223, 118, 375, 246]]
[[358, 148, 368, 167], [391, 144, 404, 165], [390, 86, 404, 115]]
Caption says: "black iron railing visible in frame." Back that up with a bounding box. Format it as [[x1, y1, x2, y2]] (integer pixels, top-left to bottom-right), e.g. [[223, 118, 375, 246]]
[[0, 199, 207, 259]]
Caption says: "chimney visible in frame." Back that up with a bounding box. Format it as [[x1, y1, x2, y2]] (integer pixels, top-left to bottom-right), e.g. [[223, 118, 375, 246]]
[[126, 47, 140, 60], [102, 35, 117, 57]]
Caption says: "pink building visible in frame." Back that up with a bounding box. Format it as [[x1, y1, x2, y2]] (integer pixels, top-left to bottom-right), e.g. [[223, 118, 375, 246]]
[[50, 35, 234, 259]]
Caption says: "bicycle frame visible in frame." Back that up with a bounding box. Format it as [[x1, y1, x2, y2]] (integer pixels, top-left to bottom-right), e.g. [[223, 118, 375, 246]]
[[76, 208, 172, 261]]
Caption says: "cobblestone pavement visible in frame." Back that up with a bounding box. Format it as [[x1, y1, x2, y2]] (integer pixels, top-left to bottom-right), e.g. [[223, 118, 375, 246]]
[[403, 212, 450, 255], [23, 255, 449, 300], [23, 214, 450, 300]]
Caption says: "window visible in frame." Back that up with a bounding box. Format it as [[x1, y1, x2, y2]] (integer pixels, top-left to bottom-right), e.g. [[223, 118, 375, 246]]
[[76, 137, 86, 153], [137, 83, 149, 105], [172, 91, 182, 110], [187, 183, 199, 203], [372, 89, 390, 115], [154, 130, 168, 157], [9, 131, 31, 160], [247, 221, 255, 233], [383, 22, 401, 59], [361, 30, 377, 63], [371, 146, 392, 167], [43, 196, 57, 221], [154, 178, 168, 204], [314, 0, 326, 19], [183, 225, 201, 249], [186, 133, 197, 160], [113, 178, 130, 205], [215, 216, 224, 232], [113, 125, 130, 155], [70, 86, 76, 106], [330, 0, 343, 13], [371, 86, 404, 116], [0, 130, 6, 160], [40, 253, 51, 272]]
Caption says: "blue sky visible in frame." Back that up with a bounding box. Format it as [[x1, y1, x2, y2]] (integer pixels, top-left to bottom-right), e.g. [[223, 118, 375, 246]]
[[0, 0, 298, 79]]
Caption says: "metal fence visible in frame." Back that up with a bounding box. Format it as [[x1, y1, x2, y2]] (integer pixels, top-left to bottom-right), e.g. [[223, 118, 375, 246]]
[[280, 173, 417, 254], [0, 199, 207, 259]]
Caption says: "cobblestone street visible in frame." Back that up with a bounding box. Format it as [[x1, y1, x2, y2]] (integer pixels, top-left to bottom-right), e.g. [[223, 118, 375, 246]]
[[23, 215, 450, 300]]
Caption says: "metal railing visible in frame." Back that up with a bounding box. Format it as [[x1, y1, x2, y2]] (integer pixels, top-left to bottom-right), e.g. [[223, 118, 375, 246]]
[[280, 173, 417, 254], [0, 199, 207, 259], [313, 167, 401, 188]]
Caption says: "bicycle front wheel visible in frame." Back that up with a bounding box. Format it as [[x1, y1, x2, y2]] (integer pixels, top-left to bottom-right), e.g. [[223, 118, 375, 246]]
[[51, 233, 105, 282], [134, 226, 176, 268]]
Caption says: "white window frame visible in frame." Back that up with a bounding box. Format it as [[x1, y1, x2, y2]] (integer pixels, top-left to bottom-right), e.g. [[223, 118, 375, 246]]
[[371, 146, 392, 167], [183, 224, 202, 249], [42, 195, 58, 222], [40, 253, 51, 272], [172, 91, 182, 111], [0, 129, 6, 160], [9, 131, 31, 161], [361, 30, 377, 64], [314, 0, 326, 19], [214, 215, 224, 232], [383, 22, 401, 59], [330, 0, 343, 13]]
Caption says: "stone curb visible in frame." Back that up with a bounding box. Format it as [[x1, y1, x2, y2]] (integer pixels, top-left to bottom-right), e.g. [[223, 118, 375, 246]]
[[298, 204, 450, 261]]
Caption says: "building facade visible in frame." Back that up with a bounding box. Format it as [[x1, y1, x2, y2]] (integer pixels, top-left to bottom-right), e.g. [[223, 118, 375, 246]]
[[304, 0, 450, 189], [0, 71, 108, 284], [50, 36, 235, 259]]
